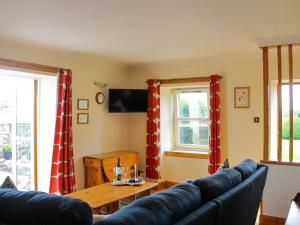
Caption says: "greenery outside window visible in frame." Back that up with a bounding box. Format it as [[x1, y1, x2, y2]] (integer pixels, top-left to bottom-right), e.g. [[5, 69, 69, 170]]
[[270, 82, 300, 162], [174, 88, 209, 150]]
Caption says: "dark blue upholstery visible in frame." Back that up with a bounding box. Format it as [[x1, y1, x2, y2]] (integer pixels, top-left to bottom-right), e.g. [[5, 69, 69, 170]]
[[173, 201, 218, 225], [191, 168, 241, 204], [0, 160, 268, 225], [233, 159, 257, 180], [0, 189, 93, 225], [213, 165, 268, 225], [95, 183, 201, 225]]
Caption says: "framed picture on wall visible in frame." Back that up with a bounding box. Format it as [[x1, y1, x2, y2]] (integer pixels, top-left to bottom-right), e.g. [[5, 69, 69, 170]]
[[234, 87, 250, 108], [77, 99, 89, 110], [77, 113, 89, 124]]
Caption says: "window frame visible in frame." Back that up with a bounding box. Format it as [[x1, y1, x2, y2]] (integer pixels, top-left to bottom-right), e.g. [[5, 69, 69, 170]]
[[269, 81, 300, 162], [173, 87, 210, 151]]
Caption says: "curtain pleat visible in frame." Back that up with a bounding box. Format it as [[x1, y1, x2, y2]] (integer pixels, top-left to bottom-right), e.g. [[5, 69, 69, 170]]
[[208, 75, 221, 174], [146, 80, 161, 180], [49, 69, 76, 194]]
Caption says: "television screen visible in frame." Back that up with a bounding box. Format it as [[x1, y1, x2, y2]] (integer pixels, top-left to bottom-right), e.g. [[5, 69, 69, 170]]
[[109, 89, 148, 112]]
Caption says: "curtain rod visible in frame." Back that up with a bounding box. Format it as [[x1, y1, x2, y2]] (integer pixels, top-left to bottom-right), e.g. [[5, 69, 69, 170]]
[[0, 57, 68, 74], [146, 75, 223, 84]]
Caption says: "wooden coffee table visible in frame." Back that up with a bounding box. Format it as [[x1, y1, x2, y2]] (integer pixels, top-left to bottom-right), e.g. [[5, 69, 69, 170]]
[[67, 182, 158, 214]]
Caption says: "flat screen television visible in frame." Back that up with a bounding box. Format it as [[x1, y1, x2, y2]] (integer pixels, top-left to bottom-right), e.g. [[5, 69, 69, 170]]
[[109, 89, 148, 112]]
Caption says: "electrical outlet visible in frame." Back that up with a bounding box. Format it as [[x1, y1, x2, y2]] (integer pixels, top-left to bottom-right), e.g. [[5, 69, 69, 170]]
[[254, 117, 260, 123]]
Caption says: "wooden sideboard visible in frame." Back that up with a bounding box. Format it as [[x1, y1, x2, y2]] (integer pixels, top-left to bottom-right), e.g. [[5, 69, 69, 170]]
[[83, 151, 139, 188]]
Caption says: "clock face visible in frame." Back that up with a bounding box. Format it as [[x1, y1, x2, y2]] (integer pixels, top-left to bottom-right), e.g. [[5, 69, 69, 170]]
[[96, 92, 105, 104]]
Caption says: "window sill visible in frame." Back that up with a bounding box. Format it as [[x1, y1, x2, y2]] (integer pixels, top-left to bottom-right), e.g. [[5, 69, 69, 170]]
[[164, 150, 208, 159], [260, 160, 300, 167]]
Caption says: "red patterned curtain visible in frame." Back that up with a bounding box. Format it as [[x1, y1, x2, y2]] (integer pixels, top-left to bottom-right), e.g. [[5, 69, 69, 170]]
[[146, 80, 161, 180], [208, 75, 221, 174], [49, 69, 76, 194]]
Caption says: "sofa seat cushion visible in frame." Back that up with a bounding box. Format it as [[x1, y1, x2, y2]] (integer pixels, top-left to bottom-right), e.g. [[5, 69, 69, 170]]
[[95, 183, 201, 225], [191, 168, 241, 204], [0, 189, 93, 225], [233, 159, 257, 180]]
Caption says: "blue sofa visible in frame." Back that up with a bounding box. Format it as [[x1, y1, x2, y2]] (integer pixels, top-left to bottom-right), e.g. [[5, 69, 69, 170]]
[[0, 159, 268, 225]]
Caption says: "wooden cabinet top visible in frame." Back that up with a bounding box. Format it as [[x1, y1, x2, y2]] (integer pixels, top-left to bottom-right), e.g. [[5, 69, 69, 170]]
[[84, 151, 138, 160]]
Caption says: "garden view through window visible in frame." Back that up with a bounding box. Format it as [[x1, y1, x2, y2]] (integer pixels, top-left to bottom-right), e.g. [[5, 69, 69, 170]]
[[280, 83, 300, 161], [0, 75, 35, 190], [175, 89, 209, 149], [270, 83, 300, 162]]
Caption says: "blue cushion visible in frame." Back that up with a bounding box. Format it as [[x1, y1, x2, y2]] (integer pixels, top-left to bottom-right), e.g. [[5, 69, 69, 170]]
[[233, 159, 257, 180], [218, 168, 242, 185], [173, 201, 218, 225], [95, 183, 201, 225], [191, 168, 241, 204], [0, 189, 93, 225]]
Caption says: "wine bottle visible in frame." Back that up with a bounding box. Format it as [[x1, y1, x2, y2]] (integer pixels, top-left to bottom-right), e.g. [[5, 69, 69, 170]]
[[130, 164, 136, 181], [115, 157, 122, 181]]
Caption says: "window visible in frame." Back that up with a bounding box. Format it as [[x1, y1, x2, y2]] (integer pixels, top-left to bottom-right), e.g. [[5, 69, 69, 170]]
[[0, 76, 35, 190], [263, 44, 300, 164], [174, 88, 209, 150], [270, 82, 300, 162], [0, 69, 57, 191]]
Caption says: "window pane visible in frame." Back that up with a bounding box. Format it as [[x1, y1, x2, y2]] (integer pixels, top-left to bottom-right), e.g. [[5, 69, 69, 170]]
[[178, 92, 208, 118], [0, 76, 34, 191], [16, 139, 32, 191], [293, 84, 300, 162], [281, 84, 300, 162], [178, 119, 209, 146]]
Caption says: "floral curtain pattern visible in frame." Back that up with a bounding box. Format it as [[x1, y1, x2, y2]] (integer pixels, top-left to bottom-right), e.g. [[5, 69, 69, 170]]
[[146, 80, 161, 180], [49, 69, 76, 194], [208, 75, 221, 174]]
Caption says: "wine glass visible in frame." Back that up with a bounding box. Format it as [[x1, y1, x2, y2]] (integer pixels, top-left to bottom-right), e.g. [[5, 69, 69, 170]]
[[122, 167, 129, 182]]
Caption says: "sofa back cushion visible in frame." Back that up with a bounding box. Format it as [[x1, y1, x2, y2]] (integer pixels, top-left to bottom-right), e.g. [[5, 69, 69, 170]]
[[173, 201, 218, 225], [191, 168, 241, 204], [0, 189, 93, 225], [233, 159, 257, 180], [95, 183, 201, 225], [213, 165, 268, 225]]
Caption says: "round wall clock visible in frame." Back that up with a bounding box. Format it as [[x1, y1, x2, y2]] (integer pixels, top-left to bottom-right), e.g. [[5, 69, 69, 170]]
[[95, 92, 105, 104]]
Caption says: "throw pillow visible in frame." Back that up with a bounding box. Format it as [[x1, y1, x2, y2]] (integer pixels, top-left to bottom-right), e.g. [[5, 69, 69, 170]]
[[0, 176, 17, 189]]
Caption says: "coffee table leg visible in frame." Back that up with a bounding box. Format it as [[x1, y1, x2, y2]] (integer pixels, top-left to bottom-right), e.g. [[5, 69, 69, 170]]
[[96, 201, 119, 215], [135, 189, 151, 200]]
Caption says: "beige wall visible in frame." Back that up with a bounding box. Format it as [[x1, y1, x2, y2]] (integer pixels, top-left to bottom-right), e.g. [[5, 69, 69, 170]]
[[2, 38, 299, 218], [0, 39, 130, 190], [127, 53, 300, 217], [128, 56, 264, 181]]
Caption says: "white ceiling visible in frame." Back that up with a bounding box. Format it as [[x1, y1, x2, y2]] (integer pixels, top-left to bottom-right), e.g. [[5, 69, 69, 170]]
[[0, 0, 300, 64]]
